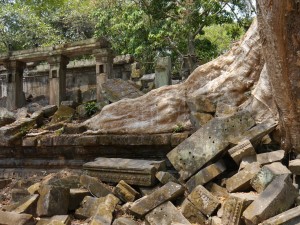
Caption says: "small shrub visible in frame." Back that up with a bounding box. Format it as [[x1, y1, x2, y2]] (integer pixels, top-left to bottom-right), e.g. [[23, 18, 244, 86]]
[[173, 123, 184, 133], [85, 101, 98, 117]]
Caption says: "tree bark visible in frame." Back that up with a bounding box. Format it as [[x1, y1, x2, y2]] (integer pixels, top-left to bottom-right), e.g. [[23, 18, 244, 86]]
[[257, 0, 300, 152]]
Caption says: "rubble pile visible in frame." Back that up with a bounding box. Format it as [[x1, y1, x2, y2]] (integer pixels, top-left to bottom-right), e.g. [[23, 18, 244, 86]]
[[1, 110, 300, 225]]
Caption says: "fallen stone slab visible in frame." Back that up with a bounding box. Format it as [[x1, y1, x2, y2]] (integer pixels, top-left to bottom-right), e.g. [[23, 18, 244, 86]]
[[112, 217, 139, 225], [250, 162, 291, 193], [50, 105, 75, 124], [75, 194, 119, 223], [11, 188, 30, 202], [129, 182, 184, 217], [0, 211, 35, 225], [69, 188, 91, 211], [167, 111, 255, 181], [222, 196, 248, 225], [145, 201, 191, 225], [226, 162, 261, 193], [228, 140, 256, 165], [41, 105, 58, 117], [36, 185, 70, 217], [186, 160, 226, 192], [13, 194, 39, 215], [230, 192, 258, 206], [187, 185, 220, 216], [83, 158, 166, 186], [170, 132, 189, 147], [190, 112, 214, 129], [242, 174, 298, 225], [138, 185, 161, 197], [113, 180, 139, 202], [80, 175, 111, 198], [155, 171, 178, 185], [257, 150, 285, 165], [205, 183, 229, 199], [239, 155, 257, 170], [180, 198, 207, 224], [259, 205, 300, 225], [288, 159, 300, 175], [37, 215, 71, 225]]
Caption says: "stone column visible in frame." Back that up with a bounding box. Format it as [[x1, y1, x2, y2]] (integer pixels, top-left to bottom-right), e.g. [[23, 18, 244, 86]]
[[155, 56, 172, 88], [3, 60, 26, 110], [47, 55, 69, 106], [93, 48, 113, 102]]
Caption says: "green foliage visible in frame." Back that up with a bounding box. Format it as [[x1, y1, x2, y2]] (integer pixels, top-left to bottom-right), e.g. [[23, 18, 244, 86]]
[[85, 101, 98, 117], [173, 123, 184, 133]]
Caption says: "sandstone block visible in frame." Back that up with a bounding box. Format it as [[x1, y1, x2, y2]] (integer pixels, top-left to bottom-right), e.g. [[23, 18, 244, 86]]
[[288, 159, 300, 175], [190, 112, 214, 128], [80, 175, 111, 198], [187, 96, 216, 113], [215, 102, 238, 117], [129, 182, 184, 217], [50, 105, 75, 124], [27, 182, 41, 195], [145, 201, 191, 225], [37, 185, 70, 217], [154, 56, 172, 88], [222, 196, 248, 225], [211, 216, 222, 225], [155, 171, 178, 185], [250, 162, 291, 193], [186, 160, 226, 192], [41, 105, 58, 117], [112, 217, 139, 225], [37, 215, 71, 225], [205, 183, 229, 199], [229, 192, 258, 206], [0, 211, 34, 225], [257, 150, 285, 165], [167, 111, 255, 181], [259, 205, 300, 225], [113, 180, 139, 202], [69, 188, 90, 211], [11, 188, 30, 203], [13, 194, 39, 215], [226, 162, 261, 193], [170, 132, 189, 147], [83, 158, 166, 186], [239, 155, 257, 170], [242, 174, 298, 225], [187, 185, 220, 216], [180, 199, 207, 224], [228, 140, 256, 165]]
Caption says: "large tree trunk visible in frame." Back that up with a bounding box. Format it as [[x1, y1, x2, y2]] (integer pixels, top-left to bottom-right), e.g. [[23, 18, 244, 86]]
[[84, 20, 274, 134], [257, 0, 300, 152]]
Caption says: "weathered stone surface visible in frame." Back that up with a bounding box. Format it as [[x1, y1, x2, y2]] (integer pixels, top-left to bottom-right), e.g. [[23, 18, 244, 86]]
[[205, 183, 229, 199], [215, 102, 238, 117], [145, 201, 191, 225], [257, 150, 285, 165], [41, 105, 58, 117], [180, 198, 207, 224], [0, 179, 12, 189], [259, 205, 300, 225], [112, 217, 139, 225], [155, 171, 178, 185], [36, 184, 70, 217], [129, 182, 184, 217], [138, 185, 161, 197], [154, 56, 172, 88], [230, 192, 258, 206], [61, 100, 78, 109], [170, 132, 189, 147], [69, 188, 90, 211], [113, 180, 139, 202], [226, 162, 261, 193], [190, 112, 214, 129], [0, 211, 34, 225], [45, 174, 81, 189], [187, 185, 220, 216], [250, 162, 291, 193], [211, 216, 222, 225], [80, 175, 111, 198], [102, 79, 143, 103], [242, 174, 298, 225], [27, 183, 40, 195], [187, 96, 216, 113], [239, 155, 257, 170], [288, 159, 300, 175], [186, 160, 226, 192], [83, 158, 166, 186], [11, 188, 30, 203], [222, 196, 248, 225], [50, 105, 75, 124], [75, 194, 119, 223], [0, 107, 15, 127], [37, 215, 71, 225], [13, 194, 39, 215], [167, 111, 255, 181], [228, 140, 256, 165]]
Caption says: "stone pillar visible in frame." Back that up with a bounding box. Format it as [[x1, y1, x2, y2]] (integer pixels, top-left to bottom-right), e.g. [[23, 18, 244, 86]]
[[94, 48, 113, 102], [47, 55, 69, 106], [3, 60, 26, 110], [155, 56, 171, 88]]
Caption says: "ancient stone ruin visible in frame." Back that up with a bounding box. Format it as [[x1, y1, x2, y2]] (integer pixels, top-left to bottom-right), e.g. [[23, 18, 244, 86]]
[[0, 19, 299, 225]]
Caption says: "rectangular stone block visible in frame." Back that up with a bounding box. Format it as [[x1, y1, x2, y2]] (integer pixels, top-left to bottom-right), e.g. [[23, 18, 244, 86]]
[[250, 162, 291, 193], [145, 201, 191, 225], [80, 175, 111, 198], [83, 158, 166, 186], [129, 182, 184, 217], [228, 140, 256, 165], [37, 215, 71, 225], [222, 196, 248, 225], [257, 150, 285, 165], [242, 174, 298, 225], [113, 180, 139, 202], [288, 159, 300, 175], [186, 160, 226, 192], [205, 183, 229, 199], [0, 211, 34, 225], [167, 111, 255, 181], [226, 162, 261, 193], [180, 199, 207, 224], [69, 189, 91, 211], [187, 185, 220, 216], [259, 205, 300, 225]]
